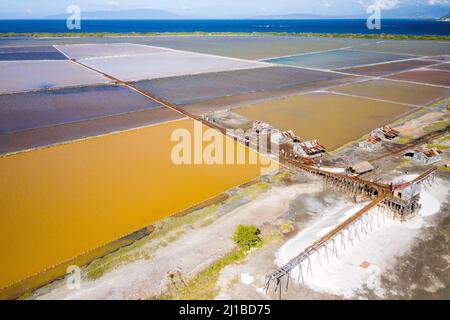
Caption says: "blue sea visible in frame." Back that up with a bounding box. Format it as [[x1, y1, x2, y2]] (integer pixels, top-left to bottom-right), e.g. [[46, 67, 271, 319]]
[[0, 19, 449, 35]]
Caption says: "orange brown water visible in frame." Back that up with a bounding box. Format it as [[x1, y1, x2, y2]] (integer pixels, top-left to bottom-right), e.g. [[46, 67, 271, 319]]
[[0, 119, 268, 290], [235, 92, 413, 150], [333, 79, 450, 106]]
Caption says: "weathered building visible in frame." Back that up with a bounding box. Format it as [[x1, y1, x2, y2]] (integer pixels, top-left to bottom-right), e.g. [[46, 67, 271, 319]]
[[372, 126, 400, 141], [252, 120, 272, 134], [270, 130, 300, 145], [293, 139, 326, 158], [347, 161, 374, 175], [404, 148, 442, 165], [393, 183, 421, 202], [359, 136, 382, 151]]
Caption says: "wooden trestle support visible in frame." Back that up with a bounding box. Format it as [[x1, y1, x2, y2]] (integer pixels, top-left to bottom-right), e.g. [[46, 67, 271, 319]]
[[264, 164, 437, 299]]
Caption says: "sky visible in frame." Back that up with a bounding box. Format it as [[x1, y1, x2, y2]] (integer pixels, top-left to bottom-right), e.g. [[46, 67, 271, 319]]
[[0, 0, 449, 18]]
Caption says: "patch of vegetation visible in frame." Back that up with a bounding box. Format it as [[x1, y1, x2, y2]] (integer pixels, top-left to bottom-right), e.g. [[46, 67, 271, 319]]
[[84, 204, 222, 280], [232, 225, 263, 251], [269, 170, 294, 184], [431, 97, 450, 108], [17, 292, 33, 300], [389, 107, 430, 127], [226, 180, 270, 203], [430, 134, 450, 145], [398, 159, 412, 169], [156, 248, 247, 300], [175, 193, 229, 217], [426, 143, 450, 150], [241, 181, 270, 199], [154, 225, 284, 300], [423, 118, 450, 133], [153, 222, 290, 300], [330, 133, 370, 154], [335, 101, 447, 153], [395, 135, 415, 145], [1, 32, 449, 41], [198, 218, 216, 228], [150, 204, 221, 240], [84, 240, 154, 280]]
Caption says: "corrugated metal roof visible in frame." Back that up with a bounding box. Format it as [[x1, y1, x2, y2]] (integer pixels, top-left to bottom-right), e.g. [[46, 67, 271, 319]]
[[299, 139, 326, 154], [423, 148, 441, 157], [351, 161, 374, 174]]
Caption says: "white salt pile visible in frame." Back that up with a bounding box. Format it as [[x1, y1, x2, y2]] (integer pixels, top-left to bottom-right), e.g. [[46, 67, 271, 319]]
[[275, 174, 448, 298]]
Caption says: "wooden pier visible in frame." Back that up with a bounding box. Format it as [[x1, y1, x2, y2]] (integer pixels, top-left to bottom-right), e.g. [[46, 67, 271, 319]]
[[265, 158, 437, 299], [282, 157, 387, 199], [264, 194, 388, 299]]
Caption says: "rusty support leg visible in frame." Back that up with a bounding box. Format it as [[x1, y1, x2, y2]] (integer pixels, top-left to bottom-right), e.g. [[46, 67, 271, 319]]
[[286, 272, 290, 292], [279, 279, 282, 300], [316, 249, 321, 266], [264, 277, 271, 293], [332, 239, 338, 257], [324, 244, 330, 263], [274, 278, 280, 295], [307, 256, 313, 276], [298, 264, 304, 284]]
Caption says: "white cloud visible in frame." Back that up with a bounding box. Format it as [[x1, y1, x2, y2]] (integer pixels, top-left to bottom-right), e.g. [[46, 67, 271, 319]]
[[106, 1, 120, 8], [372, 0, 400, 10], [428, 0, 450, 5], [324, 3, 332, 7], [357, 0, 366, 6]]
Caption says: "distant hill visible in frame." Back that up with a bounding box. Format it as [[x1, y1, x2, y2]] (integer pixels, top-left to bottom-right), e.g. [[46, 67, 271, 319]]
[[45, 8, 183, 20], [250, 4, 450, 20], [382, 6, 449, 19], [1, 4, 448, 20], [438, 13, 450, 21]]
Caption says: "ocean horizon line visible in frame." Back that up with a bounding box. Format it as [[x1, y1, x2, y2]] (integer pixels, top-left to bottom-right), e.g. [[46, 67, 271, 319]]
[[0, 19, 448, 36]]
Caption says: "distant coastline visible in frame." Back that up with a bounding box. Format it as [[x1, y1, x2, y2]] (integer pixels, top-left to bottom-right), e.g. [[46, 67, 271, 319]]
[[0, 32, 449, 41], [437, 13, 450, 21], [0, 19, 449, 36]]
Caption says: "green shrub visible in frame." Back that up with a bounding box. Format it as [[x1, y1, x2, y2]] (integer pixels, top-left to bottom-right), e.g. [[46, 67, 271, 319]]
[[232, 225, 262, 251]]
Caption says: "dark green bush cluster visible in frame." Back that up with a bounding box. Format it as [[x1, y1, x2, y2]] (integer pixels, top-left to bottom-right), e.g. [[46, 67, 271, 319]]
[[232, 225, 262, 251]]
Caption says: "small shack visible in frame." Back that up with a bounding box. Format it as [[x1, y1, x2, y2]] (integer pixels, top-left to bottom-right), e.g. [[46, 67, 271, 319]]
[[359, 136, 382, 152], [271, 130, 301, 145], [347, 161, 374, 175], [284, 130, 301, 142], [372, 126, 400, 141], [252, 120, 272, 134], [393, 183, 421, 201], [293, 139, 326, 158], [404, 148, 442, 165]]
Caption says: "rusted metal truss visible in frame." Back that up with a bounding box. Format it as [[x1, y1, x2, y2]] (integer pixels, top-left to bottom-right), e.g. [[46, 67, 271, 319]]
[[264, 165, 438, 299]]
